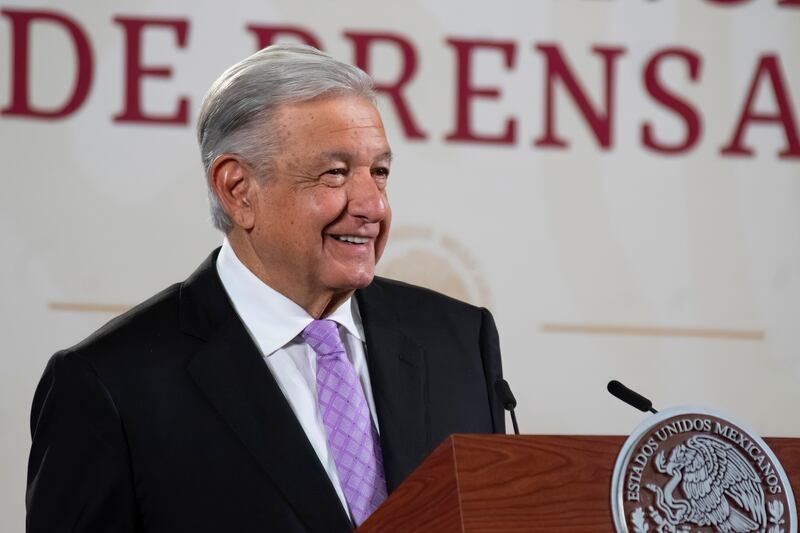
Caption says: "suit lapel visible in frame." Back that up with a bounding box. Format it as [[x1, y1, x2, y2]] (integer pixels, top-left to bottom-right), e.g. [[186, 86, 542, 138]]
[[356, 281, 429, 492], [180, 252, 352, 533]]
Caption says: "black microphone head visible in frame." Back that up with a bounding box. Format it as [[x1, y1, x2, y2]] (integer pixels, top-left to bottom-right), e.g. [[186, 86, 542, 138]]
[[494, 379, 517, 410], [607, 380, 653, 413]]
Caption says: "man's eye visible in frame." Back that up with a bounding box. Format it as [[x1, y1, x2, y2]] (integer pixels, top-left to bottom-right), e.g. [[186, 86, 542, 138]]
[[320, 168, 348, 184], [372, 167, 390, 178]]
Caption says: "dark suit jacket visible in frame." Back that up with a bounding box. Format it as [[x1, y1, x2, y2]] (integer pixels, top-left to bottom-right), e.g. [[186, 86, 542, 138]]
[[26, 250, 505, 532]]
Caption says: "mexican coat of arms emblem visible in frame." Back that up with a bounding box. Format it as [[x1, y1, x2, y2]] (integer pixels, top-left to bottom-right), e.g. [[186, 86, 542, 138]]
[[611, 407, 796, 533]]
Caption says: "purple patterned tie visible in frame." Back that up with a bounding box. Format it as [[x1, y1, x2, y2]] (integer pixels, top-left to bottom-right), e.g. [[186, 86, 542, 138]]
[[301, 319, 387, 526]]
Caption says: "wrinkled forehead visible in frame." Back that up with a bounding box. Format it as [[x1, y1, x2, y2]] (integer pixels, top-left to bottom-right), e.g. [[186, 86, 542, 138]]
[[275, 93, 384, 127], [273, 95, 391, 157]]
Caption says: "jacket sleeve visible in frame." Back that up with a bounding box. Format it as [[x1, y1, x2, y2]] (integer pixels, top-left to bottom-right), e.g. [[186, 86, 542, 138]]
[[26, 351, 140, 532], [479, 307, 506, 434]]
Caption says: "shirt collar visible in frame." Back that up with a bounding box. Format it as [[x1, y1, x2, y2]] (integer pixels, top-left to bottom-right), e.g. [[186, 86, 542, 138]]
[[215, 239, 365, 356]]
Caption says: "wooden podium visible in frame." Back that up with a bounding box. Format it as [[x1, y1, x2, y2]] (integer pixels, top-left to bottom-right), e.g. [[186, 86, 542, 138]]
[[357, 434, 800, 532]]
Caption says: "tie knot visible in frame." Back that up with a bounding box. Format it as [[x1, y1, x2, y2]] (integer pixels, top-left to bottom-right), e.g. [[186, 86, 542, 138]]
[[301, 319, 345, 357]]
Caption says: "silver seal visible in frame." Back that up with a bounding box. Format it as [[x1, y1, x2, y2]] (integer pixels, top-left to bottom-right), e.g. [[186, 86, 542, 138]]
[[611, 406, 796, 533]]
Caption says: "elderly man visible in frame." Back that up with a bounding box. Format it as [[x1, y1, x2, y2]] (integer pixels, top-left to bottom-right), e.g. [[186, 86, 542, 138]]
[[27, 44, 504, 532]]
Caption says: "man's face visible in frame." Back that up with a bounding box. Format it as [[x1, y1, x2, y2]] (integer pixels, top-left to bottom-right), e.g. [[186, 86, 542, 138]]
[[247, 95, 392, 310]]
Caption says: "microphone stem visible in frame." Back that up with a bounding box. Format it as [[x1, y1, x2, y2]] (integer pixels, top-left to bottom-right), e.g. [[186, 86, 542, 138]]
[[510, 410, 520, 435]]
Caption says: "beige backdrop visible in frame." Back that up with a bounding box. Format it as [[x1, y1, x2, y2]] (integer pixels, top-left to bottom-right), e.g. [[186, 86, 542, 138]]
[[2, 0, 799, 529]]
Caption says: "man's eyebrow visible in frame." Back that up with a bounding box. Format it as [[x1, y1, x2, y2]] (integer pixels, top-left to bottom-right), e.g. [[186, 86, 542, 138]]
[[316, 150, 393, 163], [375, 151, 393, 163], [317, 151, 351, 162]]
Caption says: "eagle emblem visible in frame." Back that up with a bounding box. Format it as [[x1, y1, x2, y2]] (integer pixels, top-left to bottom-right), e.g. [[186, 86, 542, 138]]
[[646, 435, 766, 532], [611, 408, 795, 533]]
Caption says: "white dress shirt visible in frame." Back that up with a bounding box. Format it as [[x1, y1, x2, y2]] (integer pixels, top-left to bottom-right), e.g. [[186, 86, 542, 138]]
[[215, 239, 380, 515]]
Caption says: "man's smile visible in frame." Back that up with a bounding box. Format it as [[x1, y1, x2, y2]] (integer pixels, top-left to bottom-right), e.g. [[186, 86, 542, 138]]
[[331, 235, 371, 244]]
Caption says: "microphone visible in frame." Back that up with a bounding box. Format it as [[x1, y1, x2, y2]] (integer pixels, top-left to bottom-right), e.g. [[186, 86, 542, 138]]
[[495, 379, 520, 435], [607, 380, 658, 414]]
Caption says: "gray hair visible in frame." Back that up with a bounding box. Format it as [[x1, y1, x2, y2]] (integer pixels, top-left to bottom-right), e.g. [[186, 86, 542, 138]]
[[196, 44, 376, 232]]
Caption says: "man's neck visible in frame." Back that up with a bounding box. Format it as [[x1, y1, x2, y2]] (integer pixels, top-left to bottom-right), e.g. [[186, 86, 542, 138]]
[[226, 231, 352, 319]]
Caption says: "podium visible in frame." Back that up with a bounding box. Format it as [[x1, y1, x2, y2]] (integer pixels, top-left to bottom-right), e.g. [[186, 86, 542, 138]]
[[357, 434, 800, 532]]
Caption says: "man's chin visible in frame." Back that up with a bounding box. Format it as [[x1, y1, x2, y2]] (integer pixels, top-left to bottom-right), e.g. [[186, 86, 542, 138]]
[[328, 269, 376, 293], [347, 272, 376, 290], [319, 271, 375, 317]]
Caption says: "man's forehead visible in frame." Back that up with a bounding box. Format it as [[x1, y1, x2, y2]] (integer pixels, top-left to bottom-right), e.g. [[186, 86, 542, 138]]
[[272, 95, 392, 163]]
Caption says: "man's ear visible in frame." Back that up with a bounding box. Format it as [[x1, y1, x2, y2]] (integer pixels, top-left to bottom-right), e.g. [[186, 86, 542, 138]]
[[209, 155, 256, 230]]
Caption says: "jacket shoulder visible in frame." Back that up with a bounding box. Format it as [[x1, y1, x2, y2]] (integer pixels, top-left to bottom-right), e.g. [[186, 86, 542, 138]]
[[63, 283, 184, 367], [367, 276, 484, 314]]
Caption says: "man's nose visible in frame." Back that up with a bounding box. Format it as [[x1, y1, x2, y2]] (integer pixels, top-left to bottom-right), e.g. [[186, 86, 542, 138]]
[[347, 168, 388, 222]]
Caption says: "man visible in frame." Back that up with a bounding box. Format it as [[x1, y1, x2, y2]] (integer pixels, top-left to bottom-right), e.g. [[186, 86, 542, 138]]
[[27, 44, 504, 532]]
